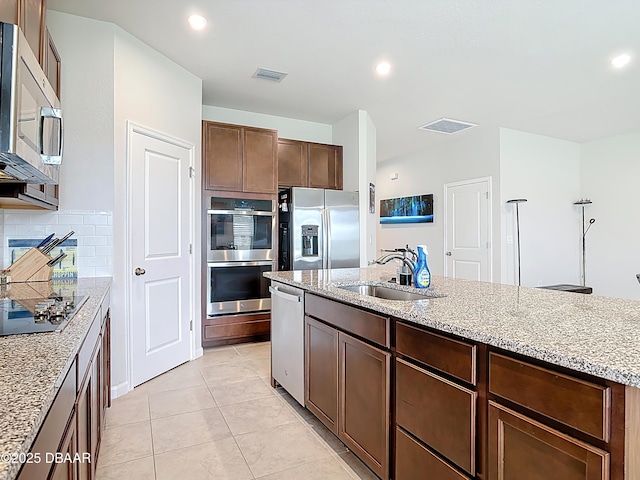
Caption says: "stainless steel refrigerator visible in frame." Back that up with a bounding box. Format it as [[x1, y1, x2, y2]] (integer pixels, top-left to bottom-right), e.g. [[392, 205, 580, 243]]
[[278, 187, 360, 270]]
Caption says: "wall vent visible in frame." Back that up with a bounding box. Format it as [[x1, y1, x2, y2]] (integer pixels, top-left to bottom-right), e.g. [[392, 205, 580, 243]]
[[252, 68, 288, 82], [418, 118, 477, 134]]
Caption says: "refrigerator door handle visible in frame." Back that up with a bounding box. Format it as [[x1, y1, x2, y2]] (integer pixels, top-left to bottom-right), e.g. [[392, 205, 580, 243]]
[[325, 207, 332, 269], [321, 208, 328, 269]]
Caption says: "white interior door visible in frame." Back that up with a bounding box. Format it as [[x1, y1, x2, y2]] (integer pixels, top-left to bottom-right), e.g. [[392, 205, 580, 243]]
[[444, 178, 492, 281], [129, 124, 193, 387]]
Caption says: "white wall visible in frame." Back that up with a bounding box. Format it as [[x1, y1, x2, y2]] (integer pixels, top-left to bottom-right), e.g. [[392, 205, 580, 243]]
[[376, 127, 501, 280], [47, 12, 115, 212], [202, 105, 332, 143], [499, 129, 581, 288], [113, 28, 202, 394], [44, 12, 203, 397], [333, 110, 378, 266], [580, 131, 640, 300]]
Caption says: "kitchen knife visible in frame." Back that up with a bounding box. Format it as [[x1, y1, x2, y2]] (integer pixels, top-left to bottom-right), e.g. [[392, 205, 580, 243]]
[[37, 233, 55, 249], [47, 252, 67, 267], [42, 231, 75, 254]]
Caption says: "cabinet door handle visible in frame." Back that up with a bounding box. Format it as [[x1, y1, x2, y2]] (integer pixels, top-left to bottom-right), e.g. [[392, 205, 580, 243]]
[[134, 267, 146, 276]]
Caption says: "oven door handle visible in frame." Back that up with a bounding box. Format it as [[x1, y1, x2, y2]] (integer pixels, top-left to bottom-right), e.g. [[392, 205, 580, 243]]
[[207, 261, 274, 268], [207, 209, 274, 216]]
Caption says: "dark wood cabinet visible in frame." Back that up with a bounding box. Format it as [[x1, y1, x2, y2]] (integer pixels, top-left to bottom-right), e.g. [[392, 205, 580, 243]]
[[277, 139, 308, 187], [396, 427, 471, 480], [0, 182, 60, 209], [202, 311, 270, 347], [44, 28, 61, 98], [309, 143, 342, 190], [305, 315, 339, 434], [488, 401, 609, 480], [277, 139, 343, 190], [0, 0, 47, 64], [338, 332, 390, 479], [49, 412, 78, 480], [304, 294, 390, 479], [396, 358, 476, 476], [203, 121, 277, 194]]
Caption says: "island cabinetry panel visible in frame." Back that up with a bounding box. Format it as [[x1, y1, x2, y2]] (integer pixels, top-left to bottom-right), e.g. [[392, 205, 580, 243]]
[[305, 315, 338, 434], [305, 294, 390, 480], [396, 357, 476, 477], [396, 428, 470, 480], [339, 332, 390, 480], [396, 322, 476, 385], [277, 138, 343, 190], [203, 121, 277, 194], [489, 352, 610, 441], [488, 401, 609, 480]]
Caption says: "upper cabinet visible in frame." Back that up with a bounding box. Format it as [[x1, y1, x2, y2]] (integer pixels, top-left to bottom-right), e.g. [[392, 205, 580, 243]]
[[0, 0, 47, 64], [203, 121, 278, 194], [277, 138, 343, 190], [44, 28, 61, 98]]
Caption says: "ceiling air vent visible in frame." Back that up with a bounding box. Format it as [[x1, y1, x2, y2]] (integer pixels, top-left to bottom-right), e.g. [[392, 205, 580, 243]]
[[418, 118, 477, 134], [252, 68, 288, 82]]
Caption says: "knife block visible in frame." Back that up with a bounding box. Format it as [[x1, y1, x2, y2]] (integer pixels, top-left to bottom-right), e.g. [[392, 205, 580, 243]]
[[5, 248, 53, 283]]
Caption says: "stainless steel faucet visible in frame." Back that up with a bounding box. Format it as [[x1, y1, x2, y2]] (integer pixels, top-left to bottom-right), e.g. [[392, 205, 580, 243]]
[[369, 245, 416, 276]]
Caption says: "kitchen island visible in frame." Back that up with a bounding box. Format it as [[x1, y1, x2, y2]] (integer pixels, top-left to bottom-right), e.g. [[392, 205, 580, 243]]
[[0, 277, 112, 480], [265, 267, 640, 480]]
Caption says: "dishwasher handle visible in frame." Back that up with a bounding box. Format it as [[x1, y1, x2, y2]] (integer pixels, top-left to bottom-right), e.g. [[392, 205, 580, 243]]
[[269, 285, 302, 303]]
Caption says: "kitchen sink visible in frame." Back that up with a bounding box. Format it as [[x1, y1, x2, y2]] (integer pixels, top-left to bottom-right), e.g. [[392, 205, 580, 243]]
[[338, 284, 441, 301]]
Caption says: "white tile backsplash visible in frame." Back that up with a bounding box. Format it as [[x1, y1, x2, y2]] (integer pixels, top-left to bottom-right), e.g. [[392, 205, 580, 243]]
[[0, 209, 113, 277]]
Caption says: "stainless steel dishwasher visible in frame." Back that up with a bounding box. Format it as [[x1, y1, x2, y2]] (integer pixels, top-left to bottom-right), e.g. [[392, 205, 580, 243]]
[[269, 281, 305, 406]]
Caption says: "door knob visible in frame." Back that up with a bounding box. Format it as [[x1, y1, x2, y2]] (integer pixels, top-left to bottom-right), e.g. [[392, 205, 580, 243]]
[[445, 251, 452, 256], [135, 267, 146, 276]]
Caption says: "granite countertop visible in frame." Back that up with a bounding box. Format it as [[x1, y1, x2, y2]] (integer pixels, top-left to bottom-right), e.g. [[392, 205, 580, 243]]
[[0, 277, 112, 480], [265, 268, 640, 388]]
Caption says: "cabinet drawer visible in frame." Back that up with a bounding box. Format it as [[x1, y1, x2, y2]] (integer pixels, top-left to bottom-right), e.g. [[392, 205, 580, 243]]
[[396, 322, 476, 384], [396, 428, 471, 480], [489, 352, 610, 441], [305, 294, 389, 348], [396, 358, 476, 475], [488, 401, 609, 480]]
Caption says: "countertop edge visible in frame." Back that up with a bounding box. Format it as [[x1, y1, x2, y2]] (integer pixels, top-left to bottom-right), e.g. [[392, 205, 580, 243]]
[[266, 271, 640, 389]]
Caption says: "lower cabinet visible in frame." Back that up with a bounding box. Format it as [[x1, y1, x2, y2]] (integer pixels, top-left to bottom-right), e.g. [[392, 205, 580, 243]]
[[17, 294, 111, 480], [305, 307, 390, 480], [488, 402, 609, 480], [395, 358, 476, 477], [338, 332, 390, 479], [396, 428, 470, 480], [305, 316, 338, 433], [202, 312, 270, 347]]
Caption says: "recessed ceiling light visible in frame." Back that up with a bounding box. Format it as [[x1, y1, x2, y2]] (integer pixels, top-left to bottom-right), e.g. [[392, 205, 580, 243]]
[[611, 54, 631, 68], [376, 62, 391, 76], [188, 14, 207, 30]]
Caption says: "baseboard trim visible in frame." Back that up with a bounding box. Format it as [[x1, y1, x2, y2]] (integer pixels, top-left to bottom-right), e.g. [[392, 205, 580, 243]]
[[111, 381, 131, 399]]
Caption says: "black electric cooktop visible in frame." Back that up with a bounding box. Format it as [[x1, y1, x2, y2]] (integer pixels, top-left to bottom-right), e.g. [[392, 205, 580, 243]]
[[0, 295, 88, 336]]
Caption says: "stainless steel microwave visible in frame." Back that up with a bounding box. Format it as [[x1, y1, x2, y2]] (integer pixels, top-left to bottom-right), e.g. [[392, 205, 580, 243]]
[[0, 22, 62, 184]]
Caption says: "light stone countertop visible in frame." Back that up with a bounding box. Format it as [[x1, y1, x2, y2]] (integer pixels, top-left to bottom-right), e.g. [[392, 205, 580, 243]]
[[0, 277, 112, 480], [265, 267, 640, 388]]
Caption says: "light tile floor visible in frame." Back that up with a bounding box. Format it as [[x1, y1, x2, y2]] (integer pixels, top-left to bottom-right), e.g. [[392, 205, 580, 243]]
[[96, 341, 378, 480]]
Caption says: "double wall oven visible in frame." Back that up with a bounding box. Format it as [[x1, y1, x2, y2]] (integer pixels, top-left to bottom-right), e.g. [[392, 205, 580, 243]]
[[206, 197, 275, 317]]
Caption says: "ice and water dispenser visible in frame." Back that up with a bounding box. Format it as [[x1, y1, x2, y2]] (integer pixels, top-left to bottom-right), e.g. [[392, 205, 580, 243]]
[[301, 225, 318, 257]]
